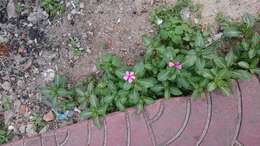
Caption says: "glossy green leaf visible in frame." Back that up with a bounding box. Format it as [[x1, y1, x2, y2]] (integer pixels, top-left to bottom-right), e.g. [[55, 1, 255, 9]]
[[133, 62, 145, 77], [93, 117, 102, 129], [158, 70, 170, 81], [184, 55, 197, 67], [195, 32, 205, 48], [220, 86, 231, 96], [231, 70, 251, 80], [80, 110, 92, 119], [248, 49, 256, 59], [225, 50, 236, 66], [223, 28, 241, 38], [143, 97, 155, 104], [213, 57, 226, 68], [138, 78, 156, 88], [170, 87, 182, 96], [90, 95, 98, 107], [238, 61, 250, 69], [207, 82, 217, 92]]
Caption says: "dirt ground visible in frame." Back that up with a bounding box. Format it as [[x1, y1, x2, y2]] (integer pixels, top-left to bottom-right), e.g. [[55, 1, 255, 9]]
[[0, 0, 259, 141], [50, 0, 260, 82]]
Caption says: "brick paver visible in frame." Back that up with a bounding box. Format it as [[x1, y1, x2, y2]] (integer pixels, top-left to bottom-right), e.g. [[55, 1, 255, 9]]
[[2, 76, 260, 146]]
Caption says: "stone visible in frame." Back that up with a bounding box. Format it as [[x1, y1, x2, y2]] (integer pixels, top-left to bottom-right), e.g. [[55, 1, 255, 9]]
[[79, 2, 84, 9], [180, 8, 191, 21], [26, 124, 37, 137], [27, 8, 49, 24], [39, 126, 48, 134], [7, 0, 17, 18], [43, 69, 55, 82], [19, 125, 26, 134], [1, 81, 11, 91]]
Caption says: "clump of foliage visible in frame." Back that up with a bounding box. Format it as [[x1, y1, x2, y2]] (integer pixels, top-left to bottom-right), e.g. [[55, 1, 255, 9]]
[[42, 0, 259, 127], [40, 0, 65, 17], [0, 97, 12, 111], [0, 120, 13, 144], [15, 2, 25, 14], [68, 36, 84, 57], [31, 114, 45, 132]]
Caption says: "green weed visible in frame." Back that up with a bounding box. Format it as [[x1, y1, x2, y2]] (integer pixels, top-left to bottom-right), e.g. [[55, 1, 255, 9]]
[[40, 0, 65, 17], [15, 2, 25, 14], [0, 121, 13, 144], [68, 36, 84, 58], [31, 114, 45, 132]]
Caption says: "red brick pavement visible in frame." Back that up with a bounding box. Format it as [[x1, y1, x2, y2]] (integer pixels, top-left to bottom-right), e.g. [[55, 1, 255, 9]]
[[2, 76, 260, 146]]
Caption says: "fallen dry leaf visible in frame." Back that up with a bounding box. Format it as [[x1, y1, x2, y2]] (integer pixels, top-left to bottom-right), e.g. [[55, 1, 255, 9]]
[[0, 43, 9, 56], [19, 104, 29, 115], [43, 111, 55, 122]]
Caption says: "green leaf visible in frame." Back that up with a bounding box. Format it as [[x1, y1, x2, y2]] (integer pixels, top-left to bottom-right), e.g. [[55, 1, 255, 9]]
[[115, 69, 124, 78], [171, 35, 182, 44], [90, 95, 98, 107], [151, 84, 164, 94], [184, 55, 197, 67], [93, 117, 102, 129], [144, 63, 153, 70], [129, 90, 139, 104], [136, 103, 144, 113], [133, 62, 145, 77], [177, 77, 190, 89], [238, 61, 250, 69], [57, 88, 70, 97], [138, 78, 156, 88], [191, 89, 201, 99], [220, 86, 231, 96], [80, 110, 92, 119], [103, 96, 114, 104], [225, 50, 236, 66], [170, 87, 182, 96], [207, 82, 217, 92], [242, 13, 255, 27], [195, 58, 205, 70], [199, 70, 214, 79], [143, 97, 155, 104], [158, 70, 170, 81], [213, 57, 226, 68], [143, 35, 152, 46], [217, 69, 230, 79], [248, 49, 256, 59], [164, 88, 170, 99], [253, 68, 260, 75], [123, 82, 132, 90], [75, 88, 85, 96], [194, 32, 205, 48], [223, 28, 241, 38], [175, 26, 183, 34], [231, 70, 251, 80], [160, 30, 169, 39], [41, 88, 52, 96], [116, 101, 125, 111]]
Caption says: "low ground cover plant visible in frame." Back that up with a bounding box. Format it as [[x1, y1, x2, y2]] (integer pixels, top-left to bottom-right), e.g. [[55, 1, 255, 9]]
[[40, 0, 65, 17], [0, 119, 13, 144], [42, 0, 260, 127]]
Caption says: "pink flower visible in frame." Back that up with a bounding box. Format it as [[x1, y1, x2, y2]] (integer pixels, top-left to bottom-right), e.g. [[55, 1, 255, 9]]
[[174, 61, 182, 70], [168, 61, 182, 70], [123, 71, 135, 83], [168, 62, 175, 68]]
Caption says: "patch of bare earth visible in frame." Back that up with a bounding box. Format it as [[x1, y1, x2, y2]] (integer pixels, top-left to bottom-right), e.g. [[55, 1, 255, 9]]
[[49, 0, 259, 82]]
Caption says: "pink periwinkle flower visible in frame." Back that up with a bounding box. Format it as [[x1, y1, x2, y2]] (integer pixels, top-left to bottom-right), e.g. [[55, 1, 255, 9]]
[[168, 61, 182, 70], [123, 71, 135, 83]]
